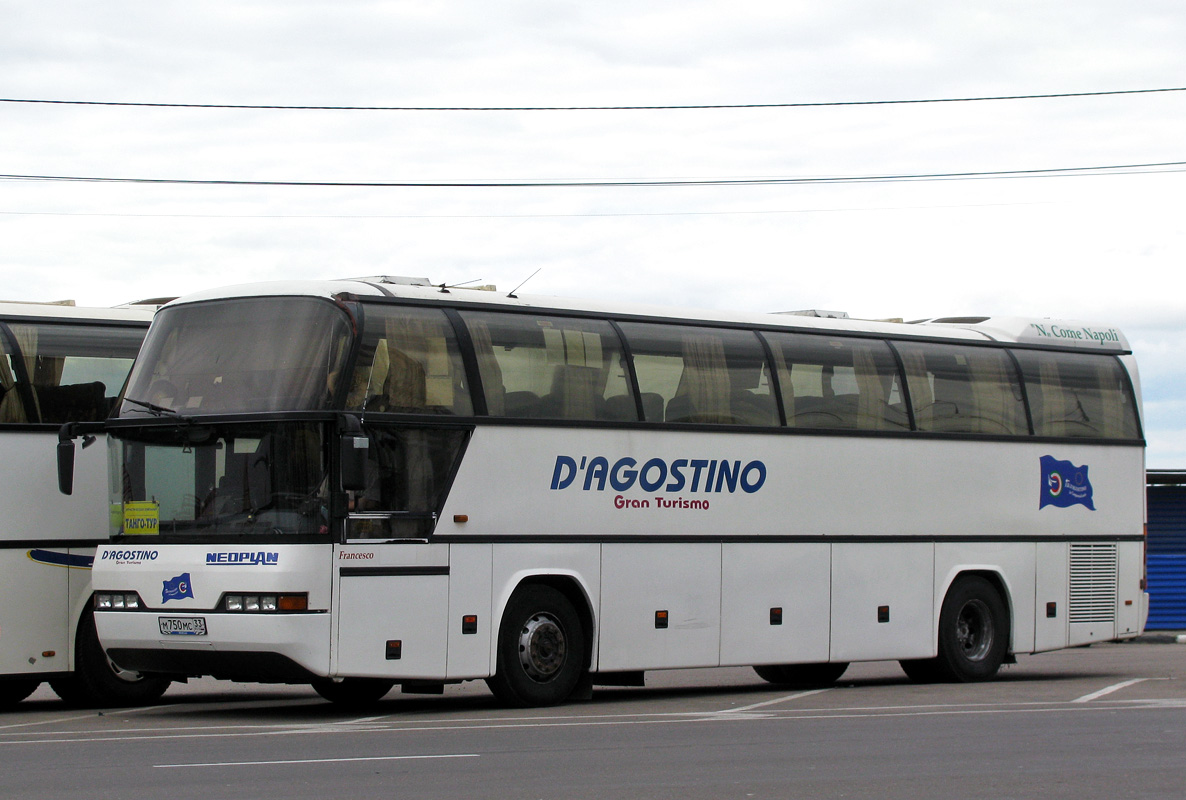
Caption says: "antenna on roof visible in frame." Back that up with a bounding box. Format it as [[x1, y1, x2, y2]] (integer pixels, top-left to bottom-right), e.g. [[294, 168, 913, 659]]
[[507, 268, 541, 299], [440, 278, 484, 294]]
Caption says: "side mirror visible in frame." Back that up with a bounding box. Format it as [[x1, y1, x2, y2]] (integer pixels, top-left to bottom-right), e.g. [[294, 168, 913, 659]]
[[340, 434, 369, 491], [57, 439, 76, 496], [56, 424, 98, 496]]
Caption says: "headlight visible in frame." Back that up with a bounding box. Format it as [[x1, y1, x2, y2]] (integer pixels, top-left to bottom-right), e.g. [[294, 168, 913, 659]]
[[94, 592, 142, 610], [218, 593, 307, 612]]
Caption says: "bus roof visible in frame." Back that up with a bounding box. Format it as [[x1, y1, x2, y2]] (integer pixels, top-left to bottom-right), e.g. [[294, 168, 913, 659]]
[[0, 300, 157, 324], [162, 278, 1132, 352]]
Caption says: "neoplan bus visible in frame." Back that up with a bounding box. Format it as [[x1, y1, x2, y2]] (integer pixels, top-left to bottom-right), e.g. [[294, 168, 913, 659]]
[[71, 278, 1147, 707], [1, 300, 169, 708]]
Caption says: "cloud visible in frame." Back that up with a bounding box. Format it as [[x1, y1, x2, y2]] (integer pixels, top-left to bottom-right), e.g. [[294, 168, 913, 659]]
[[2, 0, 1184, 461]]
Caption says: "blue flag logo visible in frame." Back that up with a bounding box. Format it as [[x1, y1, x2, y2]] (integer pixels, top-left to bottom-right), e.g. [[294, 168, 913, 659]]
[[1039, 456, 1095, 510], [162, 573, 195, 603]]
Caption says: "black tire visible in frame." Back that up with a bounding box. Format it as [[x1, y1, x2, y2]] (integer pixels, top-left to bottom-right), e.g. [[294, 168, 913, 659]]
[[898, 657, 945, 683], [0, 680, 40, 708], [753, 662, 849, 687], [48, 612, 171, 708], [311, 677, 395, 707], [486, 585, 586, 707], [905, 575, 1009, 684]]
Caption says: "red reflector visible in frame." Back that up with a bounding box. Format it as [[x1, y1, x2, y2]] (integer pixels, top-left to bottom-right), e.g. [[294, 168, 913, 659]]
[[454, 514, 469, 523], [278, 595, 308, 611]]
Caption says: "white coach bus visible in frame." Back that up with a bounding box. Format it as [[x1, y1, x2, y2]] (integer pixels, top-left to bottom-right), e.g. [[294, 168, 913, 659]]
[[1, 300, 169, 708], [73, 278, 1146, 707]]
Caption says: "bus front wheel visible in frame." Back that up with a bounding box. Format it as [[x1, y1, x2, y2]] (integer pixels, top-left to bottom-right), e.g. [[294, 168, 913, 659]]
[[753, 662, 849, 687], [487, 585, 586, 707], [0, 679, 40, 708], [48, 612, 171, 708], [902, 575, 1009, 683], [312, 677, 395, 707]]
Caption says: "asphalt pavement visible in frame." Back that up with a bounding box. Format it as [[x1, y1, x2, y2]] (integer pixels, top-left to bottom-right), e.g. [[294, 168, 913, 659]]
[[4, 641, 1186, 800]]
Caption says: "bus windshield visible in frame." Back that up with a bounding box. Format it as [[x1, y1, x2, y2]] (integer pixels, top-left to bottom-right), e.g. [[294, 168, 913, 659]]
[[110, 421, 330, 538], [119, 297, 353, 416]]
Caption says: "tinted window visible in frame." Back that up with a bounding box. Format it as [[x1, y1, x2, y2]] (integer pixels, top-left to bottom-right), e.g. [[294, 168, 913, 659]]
[[347, 305, 472, 415], [618, 323, 777, 426], [896, 341, 1027, 435], [1, 322, 144, 424], [765, 332, 906, 430], [0, 326, 31, 423], [122, 298, 351, 415], [1013, 350, 1140, 439], [113, 421, 328, 537], [462, 312, 636, 421], [346, 425, 470, 539]]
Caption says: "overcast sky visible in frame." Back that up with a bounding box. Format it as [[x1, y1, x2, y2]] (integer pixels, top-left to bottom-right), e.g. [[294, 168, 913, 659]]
[[3, 1, 1184, 466]]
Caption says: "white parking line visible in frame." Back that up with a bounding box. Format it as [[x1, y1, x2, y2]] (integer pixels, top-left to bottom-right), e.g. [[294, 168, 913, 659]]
[[723, 689, 832, 714], [2, 701, 1170, 749], [0, 713, 99, 732], [1072, 678, 1151, 703], [155, 753, 479, 769]]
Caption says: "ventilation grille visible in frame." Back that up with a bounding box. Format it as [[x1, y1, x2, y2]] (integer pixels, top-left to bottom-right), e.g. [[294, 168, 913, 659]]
[[1069, 544, 1118, 623]]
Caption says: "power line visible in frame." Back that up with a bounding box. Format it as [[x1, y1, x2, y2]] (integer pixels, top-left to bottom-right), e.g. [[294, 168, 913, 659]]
[[2, 87, 1185, 112], [1, 161, 1184, 189], [0, 201, 1047, 220]]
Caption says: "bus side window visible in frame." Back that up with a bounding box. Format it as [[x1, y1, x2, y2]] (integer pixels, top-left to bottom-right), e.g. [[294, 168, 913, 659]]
[[346, 306, 473, 416], [1013, 350, 1140, 440], [618, 323, 777, 426], [2, 322, 142, 424], [461, 312, 636, 422], [896, 341, 1027, 436], [764, 332, 907, 431], [0, 328, 32, 423], [346, 426, 469, 539]]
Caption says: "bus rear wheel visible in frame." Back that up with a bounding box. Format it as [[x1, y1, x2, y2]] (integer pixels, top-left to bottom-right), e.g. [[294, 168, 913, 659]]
[[901, 575, 1009, 683], [486, 585, 586, 708], [753, 662, 848, 687], [0, 680, 40, 708], [48, 612, 171, 708]]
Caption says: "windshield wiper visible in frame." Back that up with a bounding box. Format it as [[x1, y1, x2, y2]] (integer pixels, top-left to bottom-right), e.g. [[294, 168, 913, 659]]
[[123, 396, 187, 419]]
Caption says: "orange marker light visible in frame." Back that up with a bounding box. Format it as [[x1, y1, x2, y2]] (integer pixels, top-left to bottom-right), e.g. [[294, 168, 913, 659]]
[[278, 595, 308, 611]]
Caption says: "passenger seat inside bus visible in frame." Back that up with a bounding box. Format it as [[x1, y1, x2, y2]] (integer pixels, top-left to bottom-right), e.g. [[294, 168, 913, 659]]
[[503, 390, 543, 417], [538, 365, 602, 419], [32, 381, 109, 424]]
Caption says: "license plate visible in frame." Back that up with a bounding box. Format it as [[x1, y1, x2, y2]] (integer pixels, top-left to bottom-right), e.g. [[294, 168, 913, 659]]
[[159, 616, 207, 636]]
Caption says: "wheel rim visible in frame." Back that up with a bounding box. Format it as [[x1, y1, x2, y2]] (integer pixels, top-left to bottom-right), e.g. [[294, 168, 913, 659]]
[[956, 599, 994, 661], [518, 612, 567, 683]]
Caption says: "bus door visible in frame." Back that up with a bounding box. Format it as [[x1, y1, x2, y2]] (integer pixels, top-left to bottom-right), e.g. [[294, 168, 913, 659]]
[[332, 540, 450, 680], [330, 425, 467, 680]]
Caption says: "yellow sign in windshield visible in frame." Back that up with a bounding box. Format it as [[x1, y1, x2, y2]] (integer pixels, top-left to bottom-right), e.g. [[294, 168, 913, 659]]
[[123, 501, 160, 535]]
